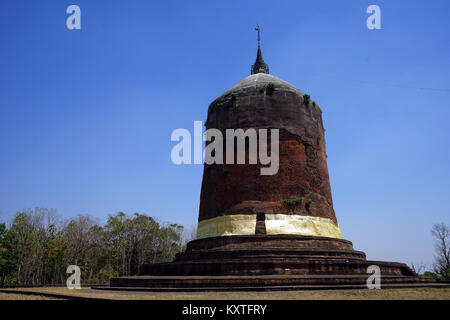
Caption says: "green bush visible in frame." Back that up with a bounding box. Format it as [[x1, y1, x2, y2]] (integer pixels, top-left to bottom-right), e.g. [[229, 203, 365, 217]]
[[284, 197, 303, 214], [305, 199, 313, 209], [259, 83, 275, 95], [284, 197, 303, 206], [303, 94, 311, 105], [423, 271, 442, 280], [266, 82, 275, 92]]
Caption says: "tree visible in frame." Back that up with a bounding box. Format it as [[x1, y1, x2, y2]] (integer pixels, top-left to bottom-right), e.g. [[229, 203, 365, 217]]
[[8, 208, 60, 284], [104, 212, 185, 276], [154, 223, 184, 264], [84, 224, 110, 283], [62, 215, 97, 265], [130, 213, 159, 274], [44, 226, 67, 284], [104, 212, 134, 276], [0, 223, 16, 284], [1, 209, 187, 284], [62, 214, 104, 283], [410, 262, 426, 275], [431, 222, 450, 279], [182, 225, 197, 245]]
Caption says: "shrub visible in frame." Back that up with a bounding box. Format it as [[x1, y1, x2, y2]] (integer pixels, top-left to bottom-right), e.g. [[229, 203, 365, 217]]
[[266, 82, 275, 93], [423, 271, 442, 280], [305, 199, 313, 209], [284, 197, 303, 214], [284, 197, 303, 206], [259, 83, 275, 95], [303, 94, 311, 105]]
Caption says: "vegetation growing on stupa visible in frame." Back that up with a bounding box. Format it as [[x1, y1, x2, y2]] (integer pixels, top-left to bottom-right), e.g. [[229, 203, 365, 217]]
[[259, 82, 275, 94], [283, 197, 303, 214], [303, 94, 311, 105]]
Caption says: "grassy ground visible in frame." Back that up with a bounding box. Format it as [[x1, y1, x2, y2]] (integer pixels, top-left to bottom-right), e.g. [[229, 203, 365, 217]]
[[1, 287, 449, 300], [0, 291, 62, 300]]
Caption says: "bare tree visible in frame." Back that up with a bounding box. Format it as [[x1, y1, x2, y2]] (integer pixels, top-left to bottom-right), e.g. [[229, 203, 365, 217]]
[[181, 224, 197, 245], [62, 214, 98, 266], [431, 222, 450, 279], [410, 262, 426, 275]]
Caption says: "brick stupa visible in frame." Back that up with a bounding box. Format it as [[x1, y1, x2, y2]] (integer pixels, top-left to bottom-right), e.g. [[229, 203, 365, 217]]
[[107, 27, 436, 291]]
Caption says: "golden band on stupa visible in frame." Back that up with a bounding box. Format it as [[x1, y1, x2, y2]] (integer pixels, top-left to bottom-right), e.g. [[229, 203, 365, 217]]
[[197, 214, 343, 239]]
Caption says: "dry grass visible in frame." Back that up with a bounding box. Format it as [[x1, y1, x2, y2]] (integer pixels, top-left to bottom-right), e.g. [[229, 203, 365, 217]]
[[1, 287, 449, 300], [0, 291, 62, 300]]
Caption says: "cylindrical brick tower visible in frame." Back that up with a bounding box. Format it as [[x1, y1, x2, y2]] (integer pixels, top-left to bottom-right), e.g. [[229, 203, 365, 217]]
[[197, 71, 342, 240]]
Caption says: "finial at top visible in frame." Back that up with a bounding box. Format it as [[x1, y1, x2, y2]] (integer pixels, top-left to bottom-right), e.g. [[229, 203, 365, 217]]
[[255, 24, 261, 48], [251, 24, 269, 75]]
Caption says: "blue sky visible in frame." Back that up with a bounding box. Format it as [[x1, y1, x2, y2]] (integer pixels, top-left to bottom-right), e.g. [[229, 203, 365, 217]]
[[0, 0, 449, 268]]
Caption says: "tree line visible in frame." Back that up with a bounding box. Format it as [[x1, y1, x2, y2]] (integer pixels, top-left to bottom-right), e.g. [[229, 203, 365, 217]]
[[0, 208, 194, 285], [0, 208, 448, 285]]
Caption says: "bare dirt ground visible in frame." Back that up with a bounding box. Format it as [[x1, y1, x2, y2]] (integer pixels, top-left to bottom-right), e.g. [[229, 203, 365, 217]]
[[1, 287, 449, 300]]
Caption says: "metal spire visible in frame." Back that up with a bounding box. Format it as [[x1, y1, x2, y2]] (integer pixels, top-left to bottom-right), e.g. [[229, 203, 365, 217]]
[[251, 24, 269, 75], [256, 24, 261, 48]]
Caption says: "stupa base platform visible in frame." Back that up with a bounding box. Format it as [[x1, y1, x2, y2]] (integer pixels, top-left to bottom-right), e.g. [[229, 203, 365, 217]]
[[98, 275, 445, 292], [104, 235, 439, 291]]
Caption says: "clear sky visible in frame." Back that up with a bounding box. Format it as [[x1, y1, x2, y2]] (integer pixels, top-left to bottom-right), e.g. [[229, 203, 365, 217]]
[[0, 0, 449, 268]]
